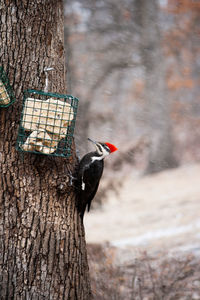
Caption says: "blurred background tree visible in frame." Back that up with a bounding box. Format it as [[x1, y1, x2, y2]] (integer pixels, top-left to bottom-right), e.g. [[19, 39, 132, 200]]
[[64, 0, 200, 198], [135, 0, 178, 173]]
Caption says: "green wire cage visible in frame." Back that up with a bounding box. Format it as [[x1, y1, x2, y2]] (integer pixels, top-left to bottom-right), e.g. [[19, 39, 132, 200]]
[[16, 89, 79, 157], [0, 66, 15, 107]]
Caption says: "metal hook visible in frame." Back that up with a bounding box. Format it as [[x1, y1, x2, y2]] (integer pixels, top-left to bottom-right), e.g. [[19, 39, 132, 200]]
[[44, 67, 54, 92]]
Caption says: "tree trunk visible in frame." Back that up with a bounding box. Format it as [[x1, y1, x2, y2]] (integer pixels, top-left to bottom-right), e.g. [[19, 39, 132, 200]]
[[135, 0, 178, 174], [0, 1, 91, 299]]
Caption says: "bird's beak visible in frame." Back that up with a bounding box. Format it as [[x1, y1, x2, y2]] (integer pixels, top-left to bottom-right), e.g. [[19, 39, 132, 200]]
[[88, 138, 97, 145]]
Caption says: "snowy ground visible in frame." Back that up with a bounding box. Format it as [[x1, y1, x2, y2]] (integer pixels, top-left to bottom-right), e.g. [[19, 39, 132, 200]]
[[85, 164, 200, 256]]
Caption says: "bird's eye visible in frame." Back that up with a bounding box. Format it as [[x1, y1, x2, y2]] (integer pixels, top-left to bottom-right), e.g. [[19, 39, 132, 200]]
[[105, 146, 110, 152], [102, 144, 110, 152]]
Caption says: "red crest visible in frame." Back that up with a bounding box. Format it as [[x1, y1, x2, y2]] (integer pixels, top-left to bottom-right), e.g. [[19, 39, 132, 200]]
[[105, 142, 118, 153]]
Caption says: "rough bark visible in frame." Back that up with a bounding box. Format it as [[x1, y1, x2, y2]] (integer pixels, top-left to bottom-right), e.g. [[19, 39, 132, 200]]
[[0, 1, 91, 299], [135, 0, 178, 174]]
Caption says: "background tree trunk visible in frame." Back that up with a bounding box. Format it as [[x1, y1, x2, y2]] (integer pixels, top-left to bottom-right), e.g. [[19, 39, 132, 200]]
[[135, 0, 178, 174], [0, 1, 91, 299]]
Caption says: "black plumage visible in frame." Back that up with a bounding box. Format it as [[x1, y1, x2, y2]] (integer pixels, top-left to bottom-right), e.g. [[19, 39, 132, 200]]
[[77, 151, 104, 220]]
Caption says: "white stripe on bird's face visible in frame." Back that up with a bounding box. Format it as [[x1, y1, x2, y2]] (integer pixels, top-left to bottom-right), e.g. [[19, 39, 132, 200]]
[[90, 143, 110, 163], [95, 142, 110, 157]]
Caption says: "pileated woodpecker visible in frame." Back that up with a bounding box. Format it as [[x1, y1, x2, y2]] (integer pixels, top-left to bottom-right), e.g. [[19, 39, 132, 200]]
[[77, 138, 118, 220]]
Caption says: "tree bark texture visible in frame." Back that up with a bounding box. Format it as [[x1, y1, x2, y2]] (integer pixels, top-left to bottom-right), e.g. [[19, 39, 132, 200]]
[[135, 0, 178, 173], [0, 1, 91, 299]]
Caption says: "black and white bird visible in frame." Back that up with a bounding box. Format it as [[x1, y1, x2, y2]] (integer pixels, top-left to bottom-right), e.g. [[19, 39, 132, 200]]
[[77, 138, 118, 220]]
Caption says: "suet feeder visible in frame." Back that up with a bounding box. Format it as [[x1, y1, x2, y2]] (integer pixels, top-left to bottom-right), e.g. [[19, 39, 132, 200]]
[[16, 89, 78, 157], [0, 66, 15, 107]]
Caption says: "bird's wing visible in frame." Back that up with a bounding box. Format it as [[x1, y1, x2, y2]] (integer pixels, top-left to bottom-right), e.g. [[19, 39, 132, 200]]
[[77, 163, 91, 217], [80, 163, 101, 212], [77, 153, 103, 219], [87, 181, 100, 212], [79, 163, 90, 191]]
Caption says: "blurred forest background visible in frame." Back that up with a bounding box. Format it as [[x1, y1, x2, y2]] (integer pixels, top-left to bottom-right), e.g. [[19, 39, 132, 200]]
[[64, 0, 200, 195], [64, 0, 200, 298], [64, 0, 200, 172]]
